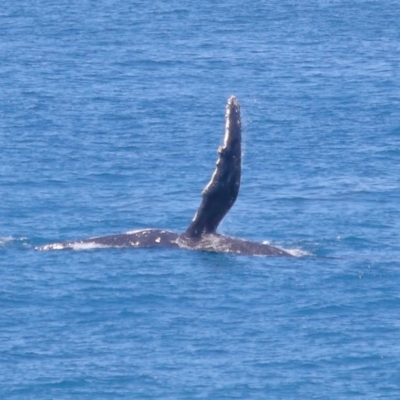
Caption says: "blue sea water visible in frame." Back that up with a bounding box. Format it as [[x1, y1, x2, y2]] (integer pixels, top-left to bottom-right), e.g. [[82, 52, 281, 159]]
[[1, 0, 400, 398]]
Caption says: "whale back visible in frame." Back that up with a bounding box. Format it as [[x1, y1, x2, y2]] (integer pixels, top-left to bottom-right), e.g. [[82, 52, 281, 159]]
[[184, 96, 241, 238]]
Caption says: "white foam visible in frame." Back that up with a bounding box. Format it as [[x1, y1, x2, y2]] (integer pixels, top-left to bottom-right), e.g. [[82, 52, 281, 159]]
[[0, 236, 14, 246], [283, 247, 311, 257], [1, 236, 29, 248], [70, 242, 111, 251], [36, 241, 111, 251], [263, 240, 310, 257], [36, 243, 66, 251]]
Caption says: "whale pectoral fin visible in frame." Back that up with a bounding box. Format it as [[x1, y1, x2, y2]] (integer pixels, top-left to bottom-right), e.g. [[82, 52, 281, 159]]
[[185, 96, 241, 238]]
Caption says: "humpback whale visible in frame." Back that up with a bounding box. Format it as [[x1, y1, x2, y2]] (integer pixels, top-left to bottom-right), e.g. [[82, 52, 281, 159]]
[[37, 96, 292, 256]]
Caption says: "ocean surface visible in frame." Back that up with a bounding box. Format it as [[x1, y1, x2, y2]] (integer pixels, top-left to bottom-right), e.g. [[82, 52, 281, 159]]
[[1, 0, 400, 398]]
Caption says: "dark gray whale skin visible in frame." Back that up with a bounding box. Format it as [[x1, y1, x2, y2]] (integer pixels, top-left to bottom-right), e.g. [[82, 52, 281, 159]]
[[37, 97, 292, 257]]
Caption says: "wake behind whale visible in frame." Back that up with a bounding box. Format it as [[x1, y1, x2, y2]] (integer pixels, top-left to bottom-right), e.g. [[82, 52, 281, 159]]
[[37, 97, 292, 256]]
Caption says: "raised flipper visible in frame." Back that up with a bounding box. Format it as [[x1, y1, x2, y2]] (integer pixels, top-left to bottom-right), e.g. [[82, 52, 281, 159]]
[[184, 96, 241, 238]]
